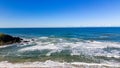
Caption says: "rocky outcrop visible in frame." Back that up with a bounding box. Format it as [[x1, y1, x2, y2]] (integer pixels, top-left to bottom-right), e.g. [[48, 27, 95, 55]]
[[0, 33, 23, 45]]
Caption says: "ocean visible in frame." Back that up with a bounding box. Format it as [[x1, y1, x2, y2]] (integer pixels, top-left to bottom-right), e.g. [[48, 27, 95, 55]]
[[0, 27, 120, 68]]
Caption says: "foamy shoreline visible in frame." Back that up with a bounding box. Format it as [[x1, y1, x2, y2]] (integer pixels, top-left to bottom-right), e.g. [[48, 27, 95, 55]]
[[0, 60, 119, 68]]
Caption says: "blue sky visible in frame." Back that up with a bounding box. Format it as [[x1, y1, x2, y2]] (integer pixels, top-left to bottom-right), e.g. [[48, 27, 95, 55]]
[[0, 0, 120, 27]]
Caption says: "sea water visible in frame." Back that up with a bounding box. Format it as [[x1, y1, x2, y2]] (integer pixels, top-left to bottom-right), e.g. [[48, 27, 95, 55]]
[[0, 27, 120, 67]]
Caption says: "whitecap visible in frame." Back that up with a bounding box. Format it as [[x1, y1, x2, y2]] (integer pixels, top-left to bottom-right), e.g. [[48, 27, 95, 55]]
[[18, 37, 120, 59], [19, 43, 58, 52], [0, 60, 119, 68]]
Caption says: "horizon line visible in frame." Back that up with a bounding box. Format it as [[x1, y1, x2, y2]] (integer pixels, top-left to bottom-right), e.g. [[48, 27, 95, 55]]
[[0, 26, 120, 28]]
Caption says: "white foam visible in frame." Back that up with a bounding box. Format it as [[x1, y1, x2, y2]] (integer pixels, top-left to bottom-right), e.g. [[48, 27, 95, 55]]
[[0, 60, 119, 68], [0, 44, 13, 48], [39, 36, 48, 39], [18, 37, 120, 58], [19, 43, 58, 51]]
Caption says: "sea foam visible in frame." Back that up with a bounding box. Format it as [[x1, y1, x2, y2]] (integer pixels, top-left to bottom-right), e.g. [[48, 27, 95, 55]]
[[0, 37, 120, 64], [0, 60, 119, 68], [19, 37, 120, 58], [18, 37, 120, 59]]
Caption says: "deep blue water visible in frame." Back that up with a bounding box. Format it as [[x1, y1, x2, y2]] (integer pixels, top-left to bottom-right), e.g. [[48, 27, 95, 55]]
[[0, 27, 120, 42]]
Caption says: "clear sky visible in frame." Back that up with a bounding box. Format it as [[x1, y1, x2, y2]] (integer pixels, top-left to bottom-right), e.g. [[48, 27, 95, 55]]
[[0, 0, 120, 28]]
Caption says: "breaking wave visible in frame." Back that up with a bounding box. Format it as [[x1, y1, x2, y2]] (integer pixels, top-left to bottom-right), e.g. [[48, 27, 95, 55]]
[[0, 60, 119, 68], [0, 37, 120, 66], [18, 37, 120, 58]]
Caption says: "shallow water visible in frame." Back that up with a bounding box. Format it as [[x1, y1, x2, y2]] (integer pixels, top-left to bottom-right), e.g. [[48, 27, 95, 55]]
[[0, 28, 120, 67]]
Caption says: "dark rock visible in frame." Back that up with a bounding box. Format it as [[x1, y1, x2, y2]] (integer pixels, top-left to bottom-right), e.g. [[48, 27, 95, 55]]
[[23, 41, 29, 43], [0, 33, 22, 45], [31, 39, 35, 41]]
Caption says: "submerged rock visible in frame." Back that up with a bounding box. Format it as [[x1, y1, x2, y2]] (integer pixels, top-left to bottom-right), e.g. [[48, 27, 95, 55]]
[[23, 40, 29, 43], [0, 33, 23, 45]]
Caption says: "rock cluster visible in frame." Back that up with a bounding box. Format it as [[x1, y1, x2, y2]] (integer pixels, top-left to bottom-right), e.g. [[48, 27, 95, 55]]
[[0, 33, 22, 45]]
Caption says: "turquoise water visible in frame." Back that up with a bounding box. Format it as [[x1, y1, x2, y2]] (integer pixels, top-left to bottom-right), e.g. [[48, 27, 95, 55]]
[[0, 27, 120, 63]]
